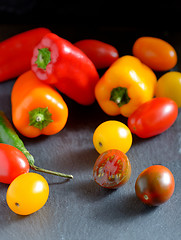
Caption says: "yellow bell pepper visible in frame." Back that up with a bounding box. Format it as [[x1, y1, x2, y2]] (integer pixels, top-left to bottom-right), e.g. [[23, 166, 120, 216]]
[[95, 55, 157, 117]]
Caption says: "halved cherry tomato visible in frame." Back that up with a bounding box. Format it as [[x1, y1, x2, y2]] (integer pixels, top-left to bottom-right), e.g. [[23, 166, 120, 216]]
[[135, 165, 175, 206], [132, 37, 177, 71], [93, 149, 131, 189], [155, 71, 181, 108], [93, 120, 132, 154], [6, 172, 49, 215], [74, 39, 119, 69], [128, 97, 178, 138], [0, 143, 29, 184]]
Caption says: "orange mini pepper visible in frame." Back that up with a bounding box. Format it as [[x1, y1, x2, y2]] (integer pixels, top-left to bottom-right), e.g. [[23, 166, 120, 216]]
[[95, 55, 157, 117], [11, 70, 68, 138]]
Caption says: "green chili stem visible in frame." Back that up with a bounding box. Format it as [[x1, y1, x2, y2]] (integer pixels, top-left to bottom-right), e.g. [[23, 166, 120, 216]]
[[30, 164, 73, 179]]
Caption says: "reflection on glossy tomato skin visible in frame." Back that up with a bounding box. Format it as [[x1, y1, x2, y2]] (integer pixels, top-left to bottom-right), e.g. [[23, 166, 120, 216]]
[[6, 172, 49, 215], [93, 120, 132, 154], [155, 71, 181, 108], [133, 37, 177, 71], [135, 165, 175, 206], [93, 149, 131, 189], [0, 143, 29, 184], [128, 97, 178, 138], [74, 39, 119, 69]]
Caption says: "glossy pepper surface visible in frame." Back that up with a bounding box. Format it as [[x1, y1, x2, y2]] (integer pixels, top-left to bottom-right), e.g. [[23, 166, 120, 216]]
[[11, 70, 68, 138], [95, 55, 157, 117], [31, 33, 99, 105], [0, 28, 51, 82]]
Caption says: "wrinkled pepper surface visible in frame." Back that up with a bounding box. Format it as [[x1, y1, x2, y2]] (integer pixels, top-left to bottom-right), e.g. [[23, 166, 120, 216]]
[[95, 55, 157, 117], [11, 70, 68, 138], [0, 28, 51, 82], [31, 33, 99, 105]]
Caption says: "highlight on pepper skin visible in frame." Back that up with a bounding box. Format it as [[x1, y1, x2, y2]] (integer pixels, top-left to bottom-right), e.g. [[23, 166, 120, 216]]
[[95, 55, 157, 117], [11, 70, 68, 138], [31, 33, 100, 105]]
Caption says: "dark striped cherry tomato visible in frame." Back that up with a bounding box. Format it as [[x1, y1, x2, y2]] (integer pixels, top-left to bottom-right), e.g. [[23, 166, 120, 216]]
[[93, 149, 131, 189], [135, 165, 175, 206]]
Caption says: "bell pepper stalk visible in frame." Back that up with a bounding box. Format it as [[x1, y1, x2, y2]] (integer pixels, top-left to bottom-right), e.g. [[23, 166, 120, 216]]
[[0, 27, 51, 82], [11, 70, 68, 138], [31, 33, 100, 105], [95, 55, 157, 117]]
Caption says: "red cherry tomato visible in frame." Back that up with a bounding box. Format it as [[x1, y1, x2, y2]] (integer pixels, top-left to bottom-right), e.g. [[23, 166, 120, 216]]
[[74, 39, 119, 69], [132, 37, 177, 71], [135, 165, 175, 206], [128, 97, 178, 138], [93, 149, 131, 189], [0, 143, 29, 184]]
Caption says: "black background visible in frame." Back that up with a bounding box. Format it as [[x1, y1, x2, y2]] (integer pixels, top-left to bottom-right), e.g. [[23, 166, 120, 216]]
[[0, 0, 181, 29]]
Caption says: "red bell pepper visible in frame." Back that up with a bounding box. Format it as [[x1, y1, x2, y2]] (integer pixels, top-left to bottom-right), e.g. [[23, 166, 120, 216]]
[[31, 33, 99, 105], [0, 28, 51, 82]]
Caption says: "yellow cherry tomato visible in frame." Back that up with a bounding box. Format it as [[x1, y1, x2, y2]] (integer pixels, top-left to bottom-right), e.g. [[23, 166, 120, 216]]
[[93, 120, 132, 154], [155, 71, 181, 108], [6, 172, 49, 215]]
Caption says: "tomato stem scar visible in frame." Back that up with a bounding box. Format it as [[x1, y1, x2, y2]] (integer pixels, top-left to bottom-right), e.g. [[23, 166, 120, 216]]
[[144, 194, 149, 200]]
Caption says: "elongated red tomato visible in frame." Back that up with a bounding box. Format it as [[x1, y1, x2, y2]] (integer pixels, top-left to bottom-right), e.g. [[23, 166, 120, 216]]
[[74, 39, 119, 69], [0, 143, 29, 184], [128, 97, 178, 138], [133, 37, 177, 71]]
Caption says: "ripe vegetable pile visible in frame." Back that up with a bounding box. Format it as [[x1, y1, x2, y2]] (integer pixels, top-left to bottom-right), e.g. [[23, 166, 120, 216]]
[[0, 28, 180, 215]]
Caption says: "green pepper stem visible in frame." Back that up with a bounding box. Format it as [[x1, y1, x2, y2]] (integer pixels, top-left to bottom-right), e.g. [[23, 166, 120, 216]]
[[30, 164, 73, 179], [110, 87, 130, 107], [35, 48, 51, 70], [29, 107, 53, 130]]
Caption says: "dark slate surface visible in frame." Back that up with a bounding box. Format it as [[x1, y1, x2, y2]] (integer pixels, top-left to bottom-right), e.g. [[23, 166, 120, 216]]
[[0, 24, 181, 240]]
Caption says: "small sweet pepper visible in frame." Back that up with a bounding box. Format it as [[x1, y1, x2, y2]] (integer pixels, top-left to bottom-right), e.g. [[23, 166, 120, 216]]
[[11, 70, 68, 138], [95, 55, 157, 117], [31, 33, 99, 105], [0, 27, 51, 82]]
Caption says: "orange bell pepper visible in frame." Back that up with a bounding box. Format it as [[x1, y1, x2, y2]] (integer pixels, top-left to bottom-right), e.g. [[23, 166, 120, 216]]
[[11, 70, 68, 138], [95, 55, 157, 117]]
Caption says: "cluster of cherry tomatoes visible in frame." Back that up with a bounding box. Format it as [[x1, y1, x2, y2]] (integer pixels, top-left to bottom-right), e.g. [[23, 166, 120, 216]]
[[92, 36, 180, 206], [0, 143, 49, 215]]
